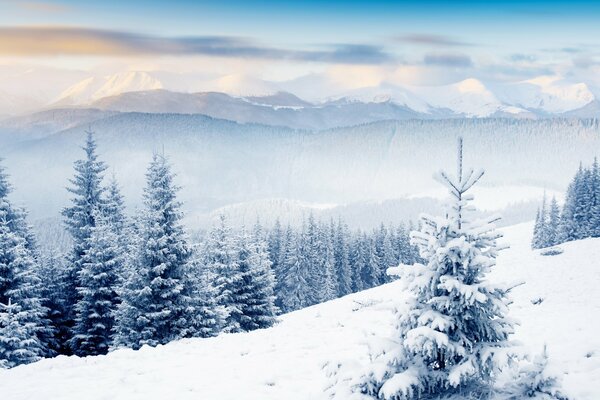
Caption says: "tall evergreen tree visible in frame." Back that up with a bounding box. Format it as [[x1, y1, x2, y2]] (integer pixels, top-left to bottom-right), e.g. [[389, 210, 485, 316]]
[[356, 138, 514, 399], [114, 154, 194, 349], [318, 223, 337, 302], [277, 227, 310, 313], [0, 165, 48, 366], [546, 196, 560, 247], [62, 131, 107, 347], [187, 246, 223, 338], [349, 232, 368, 293], [333, 218, 352, 297], [235, 223, 278, 331], [531, 194, 548, 249], [206, 214, 243, 333], [364, 236, 382, 289], [589, 158, 600, 237]]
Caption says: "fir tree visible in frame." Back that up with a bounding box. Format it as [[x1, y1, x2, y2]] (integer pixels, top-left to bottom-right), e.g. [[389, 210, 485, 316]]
[[114, 154, 194, 349], [206, 214, 243, 333], [0, 165, 48, 366], [364, 236, 382, 289], [0, 300, 41, 368], [333, 218, 352, 297], [70, 212, 122, 356], [235, 223, 278, 331], [62, 131, 107, 345], [187, 246, 223, 338], [277, 227, 310, 313], [37, 251, 70, 356], [349, 233, 368, 293], [319, 222, 337, 302], [546, 197, 560, 247], [356, 138, 514, 399]]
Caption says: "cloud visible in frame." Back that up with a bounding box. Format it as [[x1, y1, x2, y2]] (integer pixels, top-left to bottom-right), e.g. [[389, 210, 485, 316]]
[[0, 27, 394, 64], [18, 1, 72, 13], [396, 34, 472, 47], [423, 53, 473, 67], [508, 53, 537, 62]]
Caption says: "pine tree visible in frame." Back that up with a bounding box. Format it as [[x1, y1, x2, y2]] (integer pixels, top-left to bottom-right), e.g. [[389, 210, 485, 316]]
[[364, 236, 382, 289], [304, 213, 323, 305], [0, 165, 48, 366], [277, 227, 310, 313], [114, 154, 194, 349], [206, 214, 243, 333], [356, 138, 514, 399], [591, 158, 600, 237], [70, 212, 122, 356], [546, 197, 560, 247], [349, 232, 368, 293], [187, 246, 223, 338], [235, 223, 278, 331], [37, 251, 70, 356], [333, 218, 352, 297], [0, 300, 41, 368], [268, 218, 284, 281], [319, 222, 337, 302], [62, 131, 107, 346]]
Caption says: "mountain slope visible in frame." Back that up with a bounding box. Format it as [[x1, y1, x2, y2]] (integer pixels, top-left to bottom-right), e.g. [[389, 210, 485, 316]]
[[0, 223, 598, 399], [1, 116, 598, 223], [53, 71, 163, 106], [89, 90, 428, 129]]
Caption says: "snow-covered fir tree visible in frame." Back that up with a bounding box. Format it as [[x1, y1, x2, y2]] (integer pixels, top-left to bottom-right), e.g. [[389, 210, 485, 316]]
[[354, 138, 514, 399], [318, 222, 337, 302], [546, 196, 560, 247], [277, 227, 310, 313], [206, 214, 243, 333], [186, 245, 223, 338], [0, 165, 48, 366], [37, 251, 70, 356], [365, 236, 382, 289], [0, 300, 41, 368], [349, 232, 368, 293], [114, 154, 195, 349], [70, 211, 122, 356], [62, 131, 107, 349], [333, 219, 352, 297], [234, 223, 278, 331]]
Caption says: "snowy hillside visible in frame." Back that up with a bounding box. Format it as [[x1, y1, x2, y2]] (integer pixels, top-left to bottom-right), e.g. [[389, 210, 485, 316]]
[[1, 222, 598, 399]]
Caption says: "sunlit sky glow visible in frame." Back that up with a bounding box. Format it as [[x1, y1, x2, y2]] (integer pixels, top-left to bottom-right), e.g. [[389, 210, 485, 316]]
[[2, 0, 600, 99]]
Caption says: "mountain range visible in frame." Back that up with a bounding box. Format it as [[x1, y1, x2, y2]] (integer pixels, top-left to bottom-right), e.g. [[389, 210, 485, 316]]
[[1, 70, 599, 125]]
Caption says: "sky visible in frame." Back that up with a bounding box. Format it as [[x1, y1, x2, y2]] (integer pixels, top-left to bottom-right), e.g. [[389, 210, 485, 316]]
[[2, 0, 600, 101]]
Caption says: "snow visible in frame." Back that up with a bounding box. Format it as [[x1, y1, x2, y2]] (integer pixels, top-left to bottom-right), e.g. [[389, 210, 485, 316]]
[[1, 222, 599, 399], [54, 72, 163, 106]]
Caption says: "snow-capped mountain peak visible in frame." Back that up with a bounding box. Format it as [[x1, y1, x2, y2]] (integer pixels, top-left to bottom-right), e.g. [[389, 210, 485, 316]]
[[495, 75, 595, 114], [53, 71, 163, 106]]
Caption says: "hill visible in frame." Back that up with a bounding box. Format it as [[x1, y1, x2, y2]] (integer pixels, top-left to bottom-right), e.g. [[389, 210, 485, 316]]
[[1, 222, 598, 399]]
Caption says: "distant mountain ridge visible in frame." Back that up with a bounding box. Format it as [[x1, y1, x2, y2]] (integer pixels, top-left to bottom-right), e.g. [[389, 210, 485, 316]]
[[1, 70, 599, 123]]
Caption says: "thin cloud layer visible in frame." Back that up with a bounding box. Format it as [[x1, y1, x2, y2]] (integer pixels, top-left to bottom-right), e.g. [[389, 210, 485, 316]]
[[396, 34, 472, 47], [423, 53, 473, 67], [0, 27, 393, 64]]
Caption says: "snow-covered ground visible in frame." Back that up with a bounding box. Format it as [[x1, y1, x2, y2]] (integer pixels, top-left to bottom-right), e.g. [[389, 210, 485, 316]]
[[1, 222, 599, 399]]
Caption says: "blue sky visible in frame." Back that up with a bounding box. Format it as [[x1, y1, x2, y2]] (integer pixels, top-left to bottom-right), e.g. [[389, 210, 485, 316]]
[[1, 0, 600, 96]]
